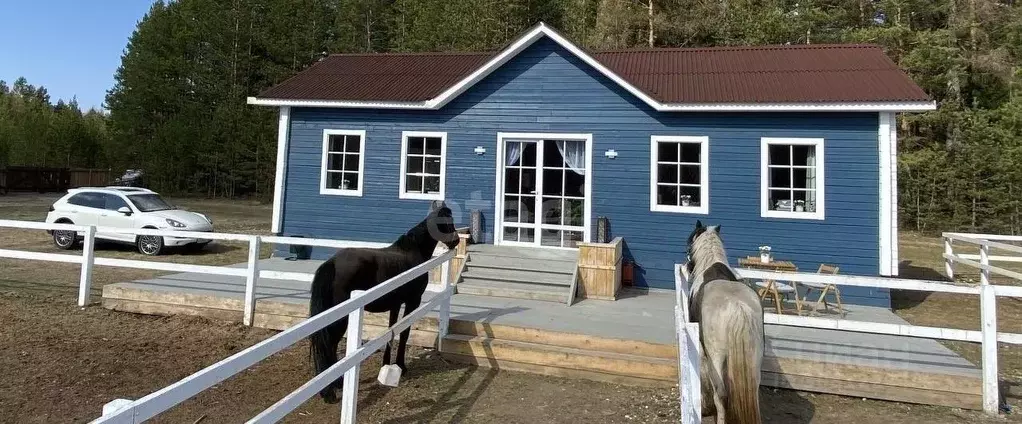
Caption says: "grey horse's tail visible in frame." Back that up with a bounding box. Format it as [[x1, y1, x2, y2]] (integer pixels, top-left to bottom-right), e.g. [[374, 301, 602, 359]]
[[725, 302, 763, 424]]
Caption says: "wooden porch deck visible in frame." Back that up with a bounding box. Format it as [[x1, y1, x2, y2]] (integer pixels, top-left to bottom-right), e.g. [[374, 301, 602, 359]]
[[101, 257, 983, 410]]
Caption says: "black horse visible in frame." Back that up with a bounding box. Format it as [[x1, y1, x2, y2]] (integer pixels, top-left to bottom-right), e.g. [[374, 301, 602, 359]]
[[309, 201, 461, 403]]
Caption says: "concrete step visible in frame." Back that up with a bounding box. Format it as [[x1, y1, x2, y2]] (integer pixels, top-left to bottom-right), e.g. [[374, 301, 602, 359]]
[[466, 253, 576, 272], [441, 334, 676, 386], [464, 256, 576, 275], [456, 278, 568, 303], [467, 244, 579, 263], [460, 267, 572, 288]]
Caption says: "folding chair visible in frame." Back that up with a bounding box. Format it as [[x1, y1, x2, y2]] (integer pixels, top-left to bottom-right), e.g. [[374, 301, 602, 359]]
[[754, 270, 802, 315], [801, 264, 844, 315]]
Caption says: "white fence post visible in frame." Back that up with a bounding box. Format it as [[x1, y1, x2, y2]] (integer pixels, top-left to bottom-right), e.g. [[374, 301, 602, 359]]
[[341, 290, 365, 424], [678, 322, 701, 424], [674, 264, 701, 424], [243, 236, 261, 326], [980, 284, 1000, 415], [77, 225, 96, 307], [437, 258, 451, 352], [980, 243, 991, 286], [944, 236, 955, 281]]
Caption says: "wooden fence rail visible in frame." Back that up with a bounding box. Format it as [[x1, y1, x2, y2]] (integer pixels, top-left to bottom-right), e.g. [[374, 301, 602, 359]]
[[0, 167, 111, 194], [69, 168, 112, 188]]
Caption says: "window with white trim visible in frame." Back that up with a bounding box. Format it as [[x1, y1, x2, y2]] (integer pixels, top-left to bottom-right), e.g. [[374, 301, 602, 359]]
[[320, 129, 366, 196], [650, 136, 709, 214], [399, 131, 447, 200], [761, 137, 825, 220]]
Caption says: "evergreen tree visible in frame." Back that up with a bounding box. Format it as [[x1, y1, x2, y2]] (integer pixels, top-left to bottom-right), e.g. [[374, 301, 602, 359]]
[[89, 0, 1022, 232]]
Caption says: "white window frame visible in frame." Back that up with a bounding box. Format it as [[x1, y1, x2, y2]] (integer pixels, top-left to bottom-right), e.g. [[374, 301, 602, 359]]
[[649, 135, 710, 214], [760, 137, 825, 220], [399, 131, 447, 201], [320, 129, 367, 197]]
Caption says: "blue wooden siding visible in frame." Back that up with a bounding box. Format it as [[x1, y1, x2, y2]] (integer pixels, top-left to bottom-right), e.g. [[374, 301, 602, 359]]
[[279, 37, 887, 306]]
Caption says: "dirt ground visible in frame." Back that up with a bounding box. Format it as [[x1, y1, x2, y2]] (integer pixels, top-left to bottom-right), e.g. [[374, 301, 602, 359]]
[[0, 292, 1009, 424], [0, 192, 1020, 423]]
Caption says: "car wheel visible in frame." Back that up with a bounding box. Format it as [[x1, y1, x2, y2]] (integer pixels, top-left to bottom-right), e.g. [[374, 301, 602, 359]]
[[53, 229, 78, 250], [137, 235, 164, 256]]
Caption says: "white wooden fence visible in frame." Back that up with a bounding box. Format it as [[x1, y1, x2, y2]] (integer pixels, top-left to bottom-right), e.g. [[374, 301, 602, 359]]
[[0, 219, 457, 422], [944, 232, 1022, 284], [0, 219, 389, 324], [675, 235, 1022, 417], [672, 264, 701, 424]]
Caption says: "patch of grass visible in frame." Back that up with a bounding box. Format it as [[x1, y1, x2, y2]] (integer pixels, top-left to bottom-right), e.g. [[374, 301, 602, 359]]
[[895, 231, 1022, 408]]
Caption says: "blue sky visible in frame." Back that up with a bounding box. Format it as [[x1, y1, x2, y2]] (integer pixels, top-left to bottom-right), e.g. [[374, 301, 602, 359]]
[[0, 1, 156, 110]]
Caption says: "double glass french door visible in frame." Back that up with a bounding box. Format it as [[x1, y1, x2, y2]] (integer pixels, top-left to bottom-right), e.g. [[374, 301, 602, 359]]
[[499, 137, 588, 248]]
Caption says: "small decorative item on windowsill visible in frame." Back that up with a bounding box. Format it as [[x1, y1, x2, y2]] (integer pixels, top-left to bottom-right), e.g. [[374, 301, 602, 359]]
[[341, 180, 351, 190], [680, 195, 692, 207], [794, 200, 806, 212], [759, 245, 772, 263]]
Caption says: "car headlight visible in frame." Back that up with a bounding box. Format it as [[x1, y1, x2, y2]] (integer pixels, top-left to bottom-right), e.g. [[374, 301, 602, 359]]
[[166, 219, 186, 228]]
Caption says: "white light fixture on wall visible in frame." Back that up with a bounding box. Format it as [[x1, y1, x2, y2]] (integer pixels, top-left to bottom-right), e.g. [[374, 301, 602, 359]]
[[605, 149, 618, 159], [474, 146, 486, 155]]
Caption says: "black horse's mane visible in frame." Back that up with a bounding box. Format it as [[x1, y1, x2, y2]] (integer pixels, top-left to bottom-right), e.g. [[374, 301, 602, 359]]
[[389, 206, 451, 254], [391, 218, 431, 250]]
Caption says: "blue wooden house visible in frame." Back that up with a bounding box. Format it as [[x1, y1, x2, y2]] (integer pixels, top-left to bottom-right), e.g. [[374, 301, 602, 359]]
[[248, 23, 934, 307]]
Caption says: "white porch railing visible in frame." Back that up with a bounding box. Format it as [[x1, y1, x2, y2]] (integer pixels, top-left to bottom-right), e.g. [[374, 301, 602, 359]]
[[0, 219, 458, 422], [675, 261, 1022, 417]]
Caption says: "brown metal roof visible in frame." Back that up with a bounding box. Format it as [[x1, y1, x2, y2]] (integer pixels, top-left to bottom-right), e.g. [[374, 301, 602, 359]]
[[256, 42, 931, 105], [258, 52, 493, 102], [595, 44, 930, 103]]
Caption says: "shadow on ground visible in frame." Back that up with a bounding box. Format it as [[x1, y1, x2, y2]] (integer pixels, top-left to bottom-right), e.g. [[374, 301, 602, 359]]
[[94, 239, 241, 256], [891, 260, 949, 310], [759, 387, 816, 424]]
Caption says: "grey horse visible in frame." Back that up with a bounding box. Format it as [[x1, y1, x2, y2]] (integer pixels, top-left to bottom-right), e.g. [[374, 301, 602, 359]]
[[685, 221, 764, 424]]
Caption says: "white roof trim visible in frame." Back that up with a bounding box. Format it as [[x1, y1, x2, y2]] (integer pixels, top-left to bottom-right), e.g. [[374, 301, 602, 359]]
[[659, 101, 936, 112], [246, 97, 427, 109], [248, 23, 937, 113]]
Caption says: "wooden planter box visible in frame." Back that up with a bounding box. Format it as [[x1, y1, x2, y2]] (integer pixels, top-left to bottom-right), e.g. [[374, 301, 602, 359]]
[[576, 237, 623, 301]]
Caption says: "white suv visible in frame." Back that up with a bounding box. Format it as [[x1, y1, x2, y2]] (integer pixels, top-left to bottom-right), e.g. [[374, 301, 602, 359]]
[[45, 187, 214, 255]]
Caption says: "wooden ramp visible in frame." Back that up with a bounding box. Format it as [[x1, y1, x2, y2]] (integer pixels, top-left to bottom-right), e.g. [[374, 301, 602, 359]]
[[101, 258, 983, 410]]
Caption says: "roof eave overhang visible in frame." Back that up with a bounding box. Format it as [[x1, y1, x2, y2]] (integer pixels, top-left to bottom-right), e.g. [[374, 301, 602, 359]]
[[249, 23, 938, 114], [246, 97, 428, 109], [247, 96, 937, 113], [657, 101, 937, 112]]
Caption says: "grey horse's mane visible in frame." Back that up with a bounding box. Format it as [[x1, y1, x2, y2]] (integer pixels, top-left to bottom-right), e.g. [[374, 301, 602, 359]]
[[689, 227, 732, 295]]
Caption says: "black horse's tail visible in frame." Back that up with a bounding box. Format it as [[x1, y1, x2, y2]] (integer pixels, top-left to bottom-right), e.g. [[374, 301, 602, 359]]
[[309, 258, 340, 403]]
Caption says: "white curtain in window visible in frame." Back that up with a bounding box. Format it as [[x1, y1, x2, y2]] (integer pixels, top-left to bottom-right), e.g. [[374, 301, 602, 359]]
[[556, 140, 586, 175], [505, 141, 522, 167]]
